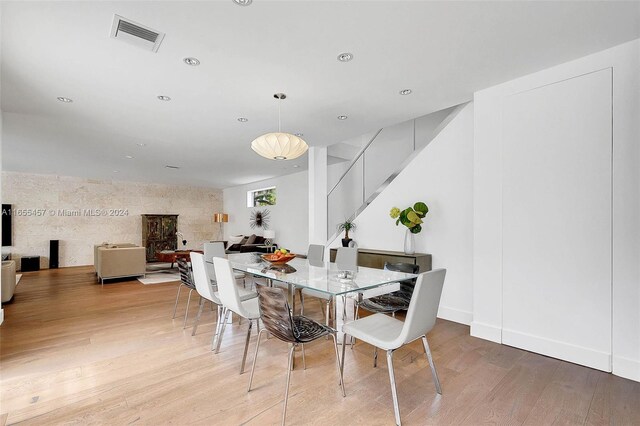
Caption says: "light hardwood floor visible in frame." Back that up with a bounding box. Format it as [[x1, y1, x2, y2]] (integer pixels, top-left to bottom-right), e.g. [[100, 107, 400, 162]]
[[1, 266, 639, 425]]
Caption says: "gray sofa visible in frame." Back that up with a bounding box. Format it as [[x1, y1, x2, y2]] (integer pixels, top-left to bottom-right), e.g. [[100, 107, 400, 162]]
[[226, 234, 275, 253]]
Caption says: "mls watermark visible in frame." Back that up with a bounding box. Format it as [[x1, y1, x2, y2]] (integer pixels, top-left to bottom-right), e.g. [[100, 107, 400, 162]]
[[11, 208, 129, 217]]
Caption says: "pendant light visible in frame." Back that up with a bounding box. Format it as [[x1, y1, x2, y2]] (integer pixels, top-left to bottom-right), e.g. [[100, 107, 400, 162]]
[[251, 93, 308, 160]]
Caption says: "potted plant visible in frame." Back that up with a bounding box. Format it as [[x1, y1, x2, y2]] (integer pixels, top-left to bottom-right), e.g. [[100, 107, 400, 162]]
[[337, 219, 356, 247], [389, 202, 429, 254]]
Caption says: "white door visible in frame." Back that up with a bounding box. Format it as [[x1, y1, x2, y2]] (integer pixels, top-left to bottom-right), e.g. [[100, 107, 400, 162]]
[[501, 68, 612, 371]]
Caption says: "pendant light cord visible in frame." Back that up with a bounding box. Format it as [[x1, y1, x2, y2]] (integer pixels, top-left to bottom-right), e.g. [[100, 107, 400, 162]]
[[278, 98, 281, 132]]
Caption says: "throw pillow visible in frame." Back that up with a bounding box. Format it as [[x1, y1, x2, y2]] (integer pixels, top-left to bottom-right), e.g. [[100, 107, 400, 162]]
[[228, 235, 244, 245], [245, 234, 257, 245]]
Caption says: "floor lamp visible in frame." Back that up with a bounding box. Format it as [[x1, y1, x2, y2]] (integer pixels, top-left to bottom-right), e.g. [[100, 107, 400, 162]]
[[213, 213, 228, 239]]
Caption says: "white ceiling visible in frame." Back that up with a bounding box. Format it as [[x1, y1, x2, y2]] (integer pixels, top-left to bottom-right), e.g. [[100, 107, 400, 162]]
[[1, 1, 638, 188]]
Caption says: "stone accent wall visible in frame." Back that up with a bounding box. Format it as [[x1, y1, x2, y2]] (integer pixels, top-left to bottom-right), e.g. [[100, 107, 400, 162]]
[[1, 172, 223, 269]]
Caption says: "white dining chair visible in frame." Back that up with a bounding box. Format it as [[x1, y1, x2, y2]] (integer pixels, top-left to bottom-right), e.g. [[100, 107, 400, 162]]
[[212, 256, 261, 374], [204, 242, 247, 286], [307, 244, 325, 263], [301, 247, 357, 325], [190, 252, 257, 338], [334, 246, 357, 270], [189, 252, 225, 349], [341, 268, 446, 426]]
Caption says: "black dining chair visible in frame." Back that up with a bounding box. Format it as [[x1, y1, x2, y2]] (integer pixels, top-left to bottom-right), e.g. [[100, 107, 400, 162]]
[[172, 257, 197, 328], [356, 262, 420, 319], [248, 284, 345, 425]]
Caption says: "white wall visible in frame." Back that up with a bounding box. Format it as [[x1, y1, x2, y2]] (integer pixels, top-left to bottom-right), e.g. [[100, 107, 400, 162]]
[[473, 39, 639, 381], [1, 172, 223, 268], [331, 103, 475, 325], [223, 170, 309, 254]]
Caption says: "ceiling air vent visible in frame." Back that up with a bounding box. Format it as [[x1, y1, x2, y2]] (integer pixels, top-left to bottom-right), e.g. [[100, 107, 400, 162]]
[[110, 15, 165, 53]]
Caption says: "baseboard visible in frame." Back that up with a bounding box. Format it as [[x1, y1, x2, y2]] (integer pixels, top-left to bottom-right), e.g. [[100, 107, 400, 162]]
[[437, 305, 472, 325], [503, 328, 611, 372], [470, 321, 502, 343], [0, 308, 4, 325], [613, 356, 640, 382]]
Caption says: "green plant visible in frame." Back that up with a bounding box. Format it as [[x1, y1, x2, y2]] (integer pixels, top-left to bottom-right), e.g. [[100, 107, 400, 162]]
[[389, 202, 429, 234], [337, 219, 356, 239]]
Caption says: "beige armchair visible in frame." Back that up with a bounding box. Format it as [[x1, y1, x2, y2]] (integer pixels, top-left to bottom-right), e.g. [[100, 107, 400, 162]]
[[94, 243, 138, 275], [95, 246, 146, 285], [2, 260, 17, 303]]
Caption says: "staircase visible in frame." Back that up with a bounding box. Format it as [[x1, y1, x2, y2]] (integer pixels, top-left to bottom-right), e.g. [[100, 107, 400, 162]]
[[326, 102, 467, 245]]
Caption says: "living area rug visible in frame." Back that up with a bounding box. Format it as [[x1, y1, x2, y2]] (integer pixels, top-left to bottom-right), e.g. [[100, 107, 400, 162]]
[[146, 262, 176, 272], [138, 272, 180, 285]]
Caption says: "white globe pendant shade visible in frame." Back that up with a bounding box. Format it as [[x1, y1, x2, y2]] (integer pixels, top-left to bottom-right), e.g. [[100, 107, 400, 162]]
[[251, 132, 308, 160]]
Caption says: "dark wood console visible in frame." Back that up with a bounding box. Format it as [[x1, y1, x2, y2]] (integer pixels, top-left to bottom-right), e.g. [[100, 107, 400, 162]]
[[329, 248, 432, 273]]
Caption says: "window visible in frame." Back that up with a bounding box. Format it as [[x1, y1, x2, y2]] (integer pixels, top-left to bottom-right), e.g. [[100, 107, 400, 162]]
[[247, 186, 276, 207]]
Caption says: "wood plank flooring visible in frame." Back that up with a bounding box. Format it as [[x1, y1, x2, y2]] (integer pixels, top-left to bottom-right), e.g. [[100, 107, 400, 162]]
[[1, 266, 639, 425]]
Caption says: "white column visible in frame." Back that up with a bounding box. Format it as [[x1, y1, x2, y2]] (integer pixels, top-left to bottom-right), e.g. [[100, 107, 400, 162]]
[[308, 146, 328, 245]]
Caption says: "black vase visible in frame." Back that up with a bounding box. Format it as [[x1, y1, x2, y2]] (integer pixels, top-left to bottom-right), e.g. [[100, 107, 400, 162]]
[[342, 238, 352, 247]]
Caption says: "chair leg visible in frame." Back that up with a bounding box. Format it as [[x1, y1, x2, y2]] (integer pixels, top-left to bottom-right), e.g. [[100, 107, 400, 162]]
[[386, 350, 402, 426], [421, 335, 442, 395], [349, 301, 357, 348], [330, 333, 346, 397], [373, 347, 378, 368], [191, 297, 205, 336], [325, 300, 331, 327], [248, 329, 266, 392], [318, 299, 326, 320], [300, 291, 305, 315], [172, 283, 183, 318], [210, 305, 223, 350], [301, 343, 306, 370], [240, 319, 254, 374], [340, 332, 347, 380], [214, 308, 230, 353], [182, 288, 194, 329], [282, 345, 296, 426]]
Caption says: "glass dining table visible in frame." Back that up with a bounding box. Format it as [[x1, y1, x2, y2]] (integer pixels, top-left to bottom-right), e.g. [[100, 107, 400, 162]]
[[224, 252, 418, 334]]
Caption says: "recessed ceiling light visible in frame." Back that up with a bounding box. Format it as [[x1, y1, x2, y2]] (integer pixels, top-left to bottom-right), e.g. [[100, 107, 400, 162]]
[[399, 89, 413, 95], [337, 52, 353, 62], [125, 155, 134, 159], [237, 117, 248, 122], [113, 170, 119, 173], [183, 57, 200, 66], [293, 165, 300, 168], [57, 97, 73, 103], [294, 133, 304, 137], [337, 115, 348, 120], [233, 0, 252, 5], [165, 165, 180, 169], [157, 95, 171, 101], [137, 143, 147, 147]]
